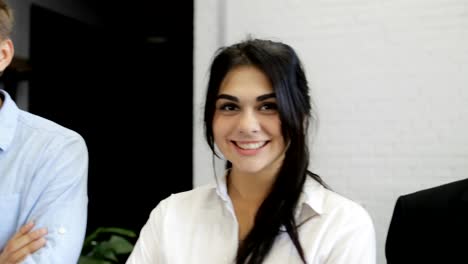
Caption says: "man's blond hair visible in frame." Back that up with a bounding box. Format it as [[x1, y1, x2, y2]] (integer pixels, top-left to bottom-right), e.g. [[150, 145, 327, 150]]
[[0, 0, 13, 40]]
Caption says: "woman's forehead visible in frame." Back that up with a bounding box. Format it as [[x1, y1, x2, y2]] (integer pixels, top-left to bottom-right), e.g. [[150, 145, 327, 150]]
[[218, 66, 273, 96]]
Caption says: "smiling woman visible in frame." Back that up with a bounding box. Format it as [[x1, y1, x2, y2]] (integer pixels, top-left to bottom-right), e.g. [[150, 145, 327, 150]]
[[126, 38, 377, 264], [213, 66, 284, 174]]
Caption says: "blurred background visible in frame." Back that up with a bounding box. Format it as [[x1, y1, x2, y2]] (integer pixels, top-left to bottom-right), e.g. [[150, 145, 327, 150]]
[[3, 0, 468, 263]]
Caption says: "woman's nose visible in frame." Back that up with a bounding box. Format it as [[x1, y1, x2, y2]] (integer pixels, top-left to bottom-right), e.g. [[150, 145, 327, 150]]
[[238, 109, 260, 134]]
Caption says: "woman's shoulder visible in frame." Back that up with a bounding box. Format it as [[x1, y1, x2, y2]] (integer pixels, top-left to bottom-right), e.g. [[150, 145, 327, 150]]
[[320, 187, 374, 227], [152, 183, 220, 214], [304, 177, 373, 226], [168, 184, 217, 203]]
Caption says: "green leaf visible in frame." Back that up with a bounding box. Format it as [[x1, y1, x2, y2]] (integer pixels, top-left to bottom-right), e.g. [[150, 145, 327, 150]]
[[84, 227, 136, 246], [108, 235, 134, 255], [80, 226, 136, 262], [78, 256, 113, 264], [93, 241, 119, 261]]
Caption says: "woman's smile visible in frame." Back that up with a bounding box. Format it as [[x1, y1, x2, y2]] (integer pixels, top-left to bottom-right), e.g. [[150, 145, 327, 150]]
[[231, 140, 270, 156]]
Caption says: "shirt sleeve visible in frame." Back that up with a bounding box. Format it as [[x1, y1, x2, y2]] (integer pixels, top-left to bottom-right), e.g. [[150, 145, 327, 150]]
[[325, 207, 377, 264], [126, 198, 168, 264], [22, 134, 88, 264]]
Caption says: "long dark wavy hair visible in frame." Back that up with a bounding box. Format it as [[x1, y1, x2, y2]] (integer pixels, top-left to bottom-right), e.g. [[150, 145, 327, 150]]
[[203, 38, 328, 264]]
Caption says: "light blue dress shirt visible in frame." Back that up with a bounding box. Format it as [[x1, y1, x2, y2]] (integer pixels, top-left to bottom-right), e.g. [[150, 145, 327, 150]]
[[0, 89, 88, 263]]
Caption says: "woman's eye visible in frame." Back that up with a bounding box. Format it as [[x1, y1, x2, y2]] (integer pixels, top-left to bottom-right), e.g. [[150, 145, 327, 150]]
[[260, 103, 278, 111], [219, 103, 238, 111]]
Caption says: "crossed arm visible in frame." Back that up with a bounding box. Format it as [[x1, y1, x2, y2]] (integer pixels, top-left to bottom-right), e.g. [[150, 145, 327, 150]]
[[0, 135, 89, 263], [0, 222, 47, 263]]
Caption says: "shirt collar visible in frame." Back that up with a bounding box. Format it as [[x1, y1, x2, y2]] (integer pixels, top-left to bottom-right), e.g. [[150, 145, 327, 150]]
[[215, 169, 231, 203], [214, 170, 325, 216], [0, 89, 19, 152], [298, 176, 325, 216]]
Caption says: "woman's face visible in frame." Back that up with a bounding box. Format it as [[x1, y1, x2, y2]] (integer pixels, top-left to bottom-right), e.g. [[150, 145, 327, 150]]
[[213, 66, 286, 175]]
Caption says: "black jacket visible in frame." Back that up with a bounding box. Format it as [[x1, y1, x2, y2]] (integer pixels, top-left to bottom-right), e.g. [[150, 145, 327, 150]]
[[385, 178, 468, 263]]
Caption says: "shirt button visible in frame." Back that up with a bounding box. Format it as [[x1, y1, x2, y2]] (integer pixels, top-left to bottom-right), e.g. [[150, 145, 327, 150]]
[[58, 227, 66, 235]]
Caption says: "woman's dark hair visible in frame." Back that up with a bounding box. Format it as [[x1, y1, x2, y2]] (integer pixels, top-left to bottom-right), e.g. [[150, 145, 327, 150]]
[[203, 38, 327, 264]]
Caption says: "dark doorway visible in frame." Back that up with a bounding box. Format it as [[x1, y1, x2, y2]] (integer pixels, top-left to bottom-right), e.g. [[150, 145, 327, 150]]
[[29, 3, 193, 235]]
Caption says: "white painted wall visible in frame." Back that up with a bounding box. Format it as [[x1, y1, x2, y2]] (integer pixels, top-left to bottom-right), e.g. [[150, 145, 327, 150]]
[[195, 0, 468, 263]]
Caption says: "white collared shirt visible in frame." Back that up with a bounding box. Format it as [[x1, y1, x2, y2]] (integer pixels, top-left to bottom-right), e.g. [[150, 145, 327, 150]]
[[126, 176, 376, 264]]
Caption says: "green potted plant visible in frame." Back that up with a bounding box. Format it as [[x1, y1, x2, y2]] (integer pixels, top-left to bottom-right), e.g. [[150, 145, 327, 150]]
[[79, 227, 137, 264]]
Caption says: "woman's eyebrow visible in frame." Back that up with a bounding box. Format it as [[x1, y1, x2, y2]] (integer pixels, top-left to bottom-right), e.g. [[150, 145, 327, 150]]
[[216, 93, 276, 102], [256, 93, 276, 101], [216, 94, 238, 102]]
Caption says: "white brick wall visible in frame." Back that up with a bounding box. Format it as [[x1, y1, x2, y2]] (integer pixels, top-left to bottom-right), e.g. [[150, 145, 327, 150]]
[[195, 0, 468, 263]]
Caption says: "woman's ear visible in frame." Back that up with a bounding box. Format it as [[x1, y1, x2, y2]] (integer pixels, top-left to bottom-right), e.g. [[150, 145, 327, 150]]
[[0, 38, 14, 72]]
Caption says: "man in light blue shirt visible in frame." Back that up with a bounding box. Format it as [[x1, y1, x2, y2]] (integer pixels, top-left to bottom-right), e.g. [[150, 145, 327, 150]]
[[0, 1, 89, 262]]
